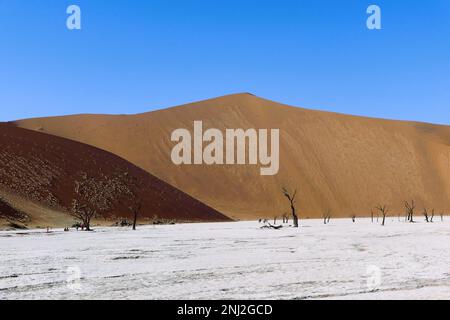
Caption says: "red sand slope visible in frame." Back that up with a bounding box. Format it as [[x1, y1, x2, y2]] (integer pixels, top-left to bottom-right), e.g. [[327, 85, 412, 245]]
[[0, 123, 230, 224]]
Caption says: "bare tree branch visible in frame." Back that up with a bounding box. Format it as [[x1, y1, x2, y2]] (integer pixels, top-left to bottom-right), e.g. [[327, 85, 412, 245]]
[[375, 204, 388, 226], [282, 187, 299, 228]]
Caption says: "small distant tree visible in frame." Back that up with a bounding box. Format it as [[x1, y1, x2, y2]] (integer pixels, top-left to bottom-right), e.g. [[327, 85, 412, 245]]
[[323, 209, 331, 225], [405, 200, 416, 223], [323, 209, 331, 224], [375, 205, 388, 226], [430, 209, 435, 223], [282, 187, 299, 228], [71, 199, 96, 231], [351, 215, 356, 223], [130, 202, 142, 231], [423, 208, 429, 223], [70, 173, 111, 231], [371, 209, 374, 223], [128, 175, 143, 230], [441, 212, 444, 222]]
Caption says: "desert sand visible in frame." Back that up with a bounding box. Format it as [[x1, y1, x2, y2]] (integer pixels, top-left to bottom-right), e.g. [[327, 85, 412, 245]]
[[0, 123, 229, 228], [14, 93, 450, 220]]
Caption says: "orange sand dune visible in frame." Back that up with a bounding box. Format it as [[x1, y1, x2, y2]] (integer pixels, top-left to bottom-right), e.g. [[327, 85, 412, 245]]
[[14, 93, 450, 219]]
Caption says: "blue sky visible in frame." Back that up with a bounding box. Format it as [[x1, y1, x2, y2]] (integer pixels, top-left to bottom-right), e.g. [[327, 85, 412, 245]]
[[0, 0, 449, 123]]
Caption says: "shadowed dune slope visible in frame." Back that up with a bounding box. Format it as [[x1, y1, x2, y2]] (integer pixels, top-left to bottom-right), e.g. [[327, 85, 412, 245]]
[[14, 93, 450, 219], [0, 198, 26, 221], [0, 123, 230, 224]]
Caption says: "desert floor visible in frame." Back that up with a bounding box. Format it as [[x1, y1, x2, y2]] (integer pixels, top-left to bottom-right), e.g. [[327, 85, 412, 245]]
[[1, 219, 449, 300]]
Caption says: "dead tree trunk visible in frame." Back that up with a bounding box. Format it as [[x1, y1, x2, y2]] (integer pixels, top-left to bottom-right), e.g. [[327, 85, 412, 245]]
[[405, 200, 415, 223], [375, 205, 388, 226], [282, 187, 298, 228], [423, 208, 429, 223], [71, 200, 96, 231], [323, 209, 331, 225], [130, 203, 141, 231], [430, 209, 435, 223]]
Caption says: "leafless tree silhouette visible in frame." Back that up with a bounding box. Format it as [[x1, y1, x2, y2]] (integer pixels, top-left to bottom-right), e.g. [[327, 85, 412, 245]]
[[423, 208, 430, 222], [127, 175, 143, 230], [282, 187, 298, 228], [405, 200, 416, 223], [323, 209, 331, 225], [70, 173, 113, 231], [375, 205, 388, 226], [71, 199, 96, 231], [130, 202, 141, 230]]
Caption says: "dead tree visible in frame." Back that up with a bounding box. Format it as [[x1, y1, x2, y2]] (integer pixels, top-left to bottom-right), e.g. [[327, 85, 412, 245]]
[[430, 209, 435, 223], [405, 200, 416, 223], [323, 209, 332, 225], [441, 212, 444, 222], [128, 175, 143, 230], [130, 202, 142, 231], [375, 205, 388, 226], [70, 173, 112, 231], [261, 223, 283, 230], [351, 215, 356, 223], [273, 216, 277, 225], [371, 209, 374, 223], [282, 187, 299, 228], [423, 208, 431, 223], [71, 199, 96, 231]]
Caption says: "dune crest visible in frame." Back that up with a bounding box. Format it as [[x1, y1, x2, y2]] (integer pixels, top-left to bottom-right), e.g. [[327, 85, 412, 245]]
[[14, 93, 450, 219]]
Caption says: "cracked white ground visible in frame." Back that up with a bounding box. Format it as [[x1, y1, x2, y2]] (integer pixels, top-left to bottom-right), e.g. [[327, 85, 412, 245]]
[[1, 219, 449, 299]]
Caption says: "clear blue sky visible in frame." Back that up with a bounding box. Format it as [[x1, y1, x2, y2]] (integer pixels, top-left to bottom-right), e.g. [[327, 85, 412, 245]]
[[1, 0, 449, 123]]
